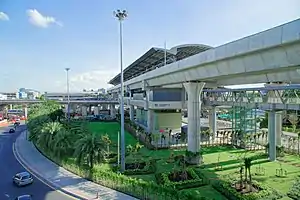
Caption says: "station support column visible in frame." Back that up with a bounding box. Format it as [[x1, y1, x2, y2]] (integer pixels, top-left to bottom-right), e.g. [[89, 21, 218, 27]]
[[81, 106, 87, 116], [65, 104, 69, 118], [129, 105, 134, 121], [24, 105, 28, 119], [208, 106, 217, 142], [183, 82, 205, 164], [275, 111, 282, 146], [94, 106, 99, 116], [102, 104, 108, 110], [110, 104, 116, 118], [268, 110, 277, 161], [147, 110, 154, 133]]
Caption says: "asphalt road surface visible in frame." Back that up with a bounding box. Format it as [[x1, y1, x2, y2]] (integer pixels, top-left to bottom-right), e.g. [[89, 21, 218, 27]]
[[0, 124, 75, 200]]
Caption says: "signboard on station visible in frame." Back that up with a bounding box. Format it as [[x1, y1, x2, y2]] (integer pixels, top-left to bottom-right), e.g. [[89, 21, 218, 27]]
[[7, 109, 23, 114], [149, 101, 182, 110]]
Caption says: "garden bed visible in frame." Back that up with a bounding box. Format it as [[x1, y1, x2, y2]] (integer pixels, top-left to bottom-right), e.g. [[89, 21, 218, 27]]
[[212, 179, 283, 200], [124, 160, 156, 175], [155, 168, 206, 190]]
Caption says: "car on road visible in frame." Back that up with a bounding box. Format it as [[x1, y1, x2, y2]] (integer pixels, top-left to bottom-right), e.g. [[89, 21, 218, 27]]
[[14, 194, 33, 200], [9, 128, 15, 133], [13, 172, 34, 186]]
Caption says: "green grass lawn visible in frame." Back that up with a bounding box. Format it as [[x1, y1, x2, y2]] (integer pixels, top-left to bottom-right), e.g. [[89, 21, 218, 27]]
[[88, 122, 300, 199]]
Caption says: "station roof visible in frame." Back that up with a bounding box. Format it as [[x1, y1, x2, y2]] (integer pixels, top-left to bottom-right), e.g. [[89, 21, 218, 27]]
[[108, 44, 212, 86]]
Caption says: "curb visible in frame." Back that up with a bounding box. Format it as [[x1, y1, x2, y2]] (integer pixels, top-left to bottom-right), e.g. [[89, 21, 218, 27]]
[[13, 134, 89, 200]]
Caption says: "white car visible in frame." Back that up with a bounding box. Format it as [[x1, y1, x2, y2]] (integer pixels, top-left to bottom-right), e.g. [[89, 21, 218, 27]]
[[13, 172, 34, 186]]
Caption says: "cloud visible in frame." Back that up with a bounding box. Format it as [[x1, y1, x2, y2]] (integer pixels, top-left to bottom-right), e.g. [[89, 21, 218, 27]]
[[0, 12, 9, 21], [26, 9, 63, 28], [54, 70, 119, 92]]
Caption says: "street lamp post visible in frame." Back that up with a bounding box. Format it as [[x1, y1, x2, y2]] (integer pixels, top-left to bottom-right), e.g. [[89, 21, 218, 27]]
[[65, 68, 70, 122], [114, 9, 127, 172]]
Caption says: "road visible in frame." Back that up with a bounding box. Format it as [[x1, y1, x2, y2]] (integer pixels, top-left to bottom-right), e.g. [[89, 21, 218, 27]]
[[0, 124, 75, 200]]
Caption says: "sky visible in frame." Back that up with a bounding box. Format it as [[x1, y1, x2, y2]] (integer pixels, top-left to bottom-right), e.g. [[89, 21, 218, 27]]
[[0, 0, 300, 93]]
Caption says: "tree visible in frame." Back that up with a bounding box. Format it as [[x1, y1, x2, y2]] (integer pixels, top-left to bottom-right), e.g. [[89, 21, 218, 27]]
[[288, 114, 299, 133], [101, 134, 112, 154], [74, 133, 105, 169], [37, 122, 63, 149], [244, 157, 252, 190], [53, 129, 73, 159], [127, 142, 143, 169]]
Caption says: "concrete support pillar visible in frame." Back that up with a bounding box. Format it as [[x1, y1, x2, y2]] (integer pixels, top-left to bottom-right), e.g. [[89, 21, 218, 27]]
[[208, 106, 217, 141], [183, 82, 206, 156], [275, 111, 282, 146], [81, 106, 87, 116], [267, 111, 282, 146], [65, 104, 69, 118], [102, 104, 108, 110], [145, 89, 150, 110], [94, 106, 99, 116], [24, 106, 28, 119], [110, 104, 116, 118], [10, 104, 13, 110], [268, 110, 277, 161], [129, 105, 134, 121], [147, 109, 154, 133]]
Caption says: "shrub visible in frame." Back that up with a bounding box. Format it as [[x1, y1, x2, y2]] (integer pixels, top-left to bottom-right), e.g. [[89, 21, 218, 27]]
[[287, 178, 300, 200], [124, 160, 156, 175], [212, 179, 283, 200], [156, 168, 206, 190]]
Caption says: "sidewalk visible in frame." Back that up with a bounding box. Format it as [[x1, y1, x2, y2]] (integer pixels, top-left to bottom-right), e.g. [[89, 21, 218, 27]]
[[14, 131, 138, 200]]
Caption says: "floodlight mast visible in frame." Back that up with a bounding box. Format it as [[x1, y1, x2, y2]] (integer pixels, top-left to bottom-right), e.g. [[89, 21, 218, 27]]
[[65, 67, 70, 122], [114, 9, 127, 173]]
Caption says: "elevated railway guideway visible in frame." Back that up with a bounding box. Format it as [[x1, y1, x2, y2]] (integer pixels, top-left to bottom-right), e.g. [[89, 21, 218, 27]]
[[0, 99, 119, 105], [108, 18, 300, 93], [202, 85, 300, 111]]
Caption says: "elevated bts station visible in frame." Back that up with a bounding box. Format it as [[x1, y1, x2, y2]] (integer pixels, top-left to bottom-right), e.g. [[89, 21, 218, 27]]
[[108, 19, 300, 164], [109, 44, 211, 134]]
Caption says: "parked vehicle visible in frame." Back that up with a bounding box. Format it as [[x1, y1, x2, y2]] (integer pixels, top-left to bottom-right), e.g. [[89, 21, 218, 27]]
[[13, 172, 34, 186]]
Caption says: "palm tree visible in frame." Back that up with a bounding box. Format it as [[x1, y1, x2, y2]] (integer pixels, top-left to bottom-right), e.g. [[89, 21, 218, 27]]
[[74, 133, 105, 169], [37, 121, 63, 149], [53, 129, 73, 159]]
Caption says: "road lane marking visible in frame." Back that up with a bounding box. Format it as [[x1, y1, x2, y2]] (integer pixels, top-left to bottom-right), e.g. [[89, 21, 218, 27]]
[[12, 143, 82, 200]]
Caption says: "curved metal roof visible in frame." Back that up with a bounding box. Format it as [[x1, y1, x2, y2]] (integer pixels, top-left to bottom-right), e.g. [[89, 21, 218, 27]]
[[108, 44, 212, 86]]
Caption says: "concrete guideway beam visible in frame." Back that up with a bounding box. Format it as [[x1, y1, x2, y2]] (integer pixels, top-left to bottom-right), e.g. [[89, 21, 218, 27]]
[[107, 19, 300, 91], [183, 82, 205, 154]]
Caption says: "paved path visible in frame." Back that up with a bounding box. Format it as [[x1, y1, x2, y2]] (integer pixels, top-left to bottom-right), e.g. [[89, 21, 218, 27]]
[[15, 131, 138, 200], [0, 124, 73, 200]]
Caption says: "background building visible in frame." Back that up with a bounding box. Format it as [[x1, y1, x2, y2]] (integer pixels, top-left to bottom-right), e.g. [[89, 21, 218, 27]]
[[0, 94, 8, 100], [16, 88, 41, 99]]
